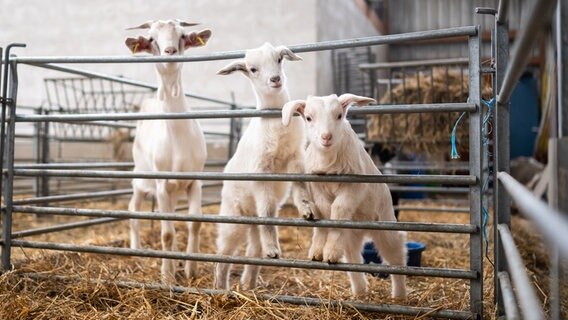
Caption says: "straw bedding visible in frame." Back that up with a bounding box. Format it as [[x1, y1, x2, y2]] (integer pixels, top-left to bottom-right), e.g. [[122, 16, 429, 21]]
[[0, 199, 562, 319], [366, 68, 493, 157]]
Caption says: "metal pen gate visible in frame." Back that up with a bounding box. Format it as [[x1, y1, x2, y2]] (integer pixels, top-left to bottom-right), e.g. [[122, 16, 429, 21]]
[[0, 2, 565, 318], [0, 25, 484, 320]]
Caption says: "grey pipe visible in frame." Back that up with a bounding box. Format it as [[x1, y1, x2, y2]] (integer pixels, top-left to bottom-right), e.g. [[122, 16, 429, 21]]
[[11, 239, 477, 279], [497, 224, 545, 320], [11, 26, 478, 64], [13, 103, 476, 123], [12, 205, 478, 233], [12, 169, 477, 185]]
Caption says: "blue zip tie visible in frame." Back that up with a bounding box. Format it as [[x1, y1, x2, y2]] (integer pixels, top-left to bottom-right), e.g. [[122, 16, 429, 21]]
[[450, 112, 467, 159]]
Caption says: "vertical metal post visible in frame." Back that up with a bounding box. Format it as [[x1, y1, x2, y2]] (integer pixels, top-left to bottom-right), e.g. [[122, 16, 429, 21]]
[[559, 0, 568, 138], [40, 108, 50, 198], [2, 60, 19, 271], [550, 3, 567, 317], [493, 17, 510, 317], [33, 106, 41, 197], [0, 47, 4, 204], [468, 27, 484, 318], [228, 92, 236, 160]]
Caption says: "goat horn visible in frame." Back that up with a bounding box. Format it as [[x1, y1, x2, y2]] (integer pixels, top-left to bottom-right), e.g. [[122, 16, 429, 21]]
[[175, 19, 200, 27], [125, 21, 154, 30]]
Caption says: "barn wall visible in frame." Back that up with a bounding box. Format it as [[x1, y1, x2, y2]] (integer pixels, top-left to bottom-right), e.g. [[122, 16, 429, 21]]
[[0, 0, 318, 134], [315, 0, 388, 95], [387, 0, 537, 61]]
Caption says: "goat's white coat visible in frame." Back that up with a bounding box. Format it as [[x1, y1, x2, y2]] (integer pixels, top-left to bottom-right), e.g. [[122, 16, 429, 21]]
[[214, 43, 315, 290], [124, 20, 211, 283], [282, 94, 407, 298]]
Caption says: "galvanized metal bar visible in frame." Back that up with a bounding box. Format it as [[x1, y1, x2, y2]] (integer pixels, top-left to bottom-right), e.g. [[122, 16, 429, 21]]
[[13, 189, 132, 205], [468, 29, 484, 317], [14, 160, 227, 169], [560, 0, 568, 137], [11, 240, 477, 279], [493, 15, 510, 316], [12, 205, 478, 233], [475, 7, 497, 16], [15, 162, 134, 169], [39, 108, 50, 198], [1, 58, 21, 271], [0, 47, 4, 206], [359, 57, 469, 70], [12, 26, 478, 65], [12, 217, 121, 239], [497, 0, 509, 24], [14, 103, 477, 123], [497, 0, 557, 104], [12, 169, 477, 185], [498, 172, 568, 257], [380, 164, 470, 171], [497, 224, 545, 320], [14, 182, 219, 205], [21, 273, 475, 319], [497, 271, 520, 320], [550, 248, 560, 320], [1, 44, 26, 209], [32, 107, 42, 198], [394, 206, 470, 213], [389, 186, 469, 194], [32, 63, 242, 107]]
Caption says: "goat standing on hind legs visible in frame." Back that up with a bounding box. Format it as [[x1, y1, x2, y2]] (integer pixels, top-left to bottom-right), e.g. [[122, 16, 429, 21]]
[[282, 94, 407, 298], [124, 20, 211, 284]]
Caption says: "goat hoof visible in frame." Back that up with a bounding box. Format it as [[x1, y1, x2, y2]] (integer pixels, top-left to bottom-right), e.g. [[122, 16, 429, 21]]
[[264, 247, 281, 259], [300, 200, 317, 220], [323, 247, 342, 264], [266, 252, 280, 259]]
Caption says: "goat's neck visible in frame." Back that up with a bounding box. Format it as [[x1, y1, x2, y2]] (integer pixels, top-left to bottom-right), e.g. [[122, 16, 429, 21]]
[[253, 87, 290, 110], [155, 67, 188, 112]]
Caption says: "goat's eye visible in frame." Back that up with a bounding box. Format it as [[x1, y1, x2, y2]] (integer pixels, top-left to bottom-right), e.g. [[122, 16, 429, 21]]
[[277, 57, 282, 63], [306, 116, 312, 122], [181, 34, 186, 39], [148, 37, 154, 42], [250, 67, 258, 73], [336, 114, 342, 120]]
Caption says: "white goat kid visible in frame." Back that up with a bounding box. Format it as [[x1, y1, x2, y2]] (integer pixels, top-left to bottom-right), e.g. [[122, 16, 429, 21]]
[[124, 20, 211, 283], [214, 43, 316, 290], [282, 94, 407, 298]]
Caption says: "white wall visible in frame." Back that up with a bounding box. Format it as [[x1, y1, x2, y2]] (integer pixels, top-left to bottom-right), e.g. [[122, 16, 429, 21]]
[[0, 0, 317, 110]]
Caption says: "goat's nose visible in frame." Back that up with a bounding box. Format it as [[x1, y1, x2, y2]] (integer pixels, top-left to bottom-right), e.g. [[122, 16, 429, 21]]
[[164, 47, 178, 55], [270, 75, 281, 83], [321, 133, 332, 141]]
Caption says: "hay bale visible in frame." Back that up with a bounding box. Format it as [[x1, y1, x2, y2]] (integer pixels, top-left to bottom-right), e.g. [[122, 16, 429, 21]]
[[367, 68, 492, 157]]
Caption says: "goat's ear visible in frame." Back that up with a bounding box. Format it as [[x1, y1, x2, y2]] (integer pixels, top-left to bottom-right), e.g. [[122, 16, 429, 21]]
[[217, 60, 247, 75], [183, 29, 212, 49], [282, 100, 306, 126], [276, 46, 302, 61], [125, 36, 152, 54], [338, 94, 376, 110]]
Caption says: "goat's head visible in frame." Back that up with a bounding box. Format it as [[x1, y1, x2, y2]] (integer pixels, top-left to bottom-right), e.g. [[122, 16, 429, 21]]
[[125, 19, 211, 71], [282, 94, 376, 151], [217, 42, 302, 95]]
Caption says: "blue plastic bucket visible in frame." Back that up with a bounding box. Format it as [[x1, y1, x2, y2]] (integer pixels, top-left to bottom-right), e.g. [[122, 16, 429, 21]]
[[361, 241, 426, 278]]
